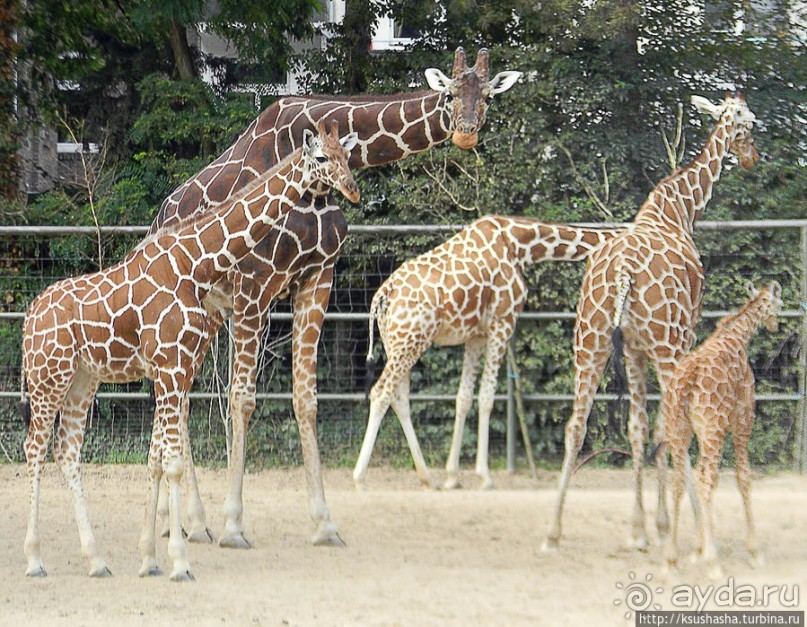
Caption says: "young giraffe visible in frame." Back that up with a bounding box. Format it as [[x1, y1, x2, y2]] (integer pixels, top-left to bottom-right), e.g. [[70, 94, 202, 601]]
[[664, 281, 782, 579], [20, 121, 359, 581], [150, 48, 522, 549], [543, 93, 760, 552], [353, 215, 622, 490]]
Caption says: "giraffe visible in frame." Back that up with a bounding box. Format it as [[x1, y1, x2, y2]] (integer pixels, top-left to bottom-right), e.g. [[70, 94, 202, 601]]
[[663, 281, 782, 579], [149, 47, 522, 549], [19, 121, 359, 581], [542, 93, 760, 552], [353, 215, 622, 490]]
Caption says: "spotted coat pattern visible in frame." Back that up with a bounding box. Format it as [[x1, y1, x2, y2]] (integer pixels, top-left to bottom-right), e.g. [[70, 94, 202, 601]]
[[353, 215, 622, 489], [20, 122, 358, 581], [543, 94, 761, 552], [663, 282, 782, 579], [150, 48, 522, 549]]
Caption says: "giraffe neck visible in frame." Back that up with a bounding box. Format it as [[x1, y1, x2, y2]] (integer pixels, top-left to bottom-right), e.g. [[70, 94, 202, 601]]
[[150, 90, 452, 234], [276, 91, 451, 169], [503, 218, 622, 268], [635, 117, 733, 234], [716, 292, 770, 347], [173, 150, 308, 291]]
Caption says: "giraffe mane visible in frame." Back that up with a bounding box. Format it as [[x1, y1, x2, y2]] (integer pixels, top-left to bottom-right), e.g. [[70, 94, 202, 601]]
[[287, 90, 436, 104], [139, 148, 303, 248], [714, 287, 769, 331]]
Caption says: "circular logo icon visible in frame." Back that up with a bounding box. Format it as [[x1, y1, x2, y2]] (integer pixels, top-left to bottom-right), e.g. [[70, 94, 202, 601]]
[[614, 571, 664, 619]]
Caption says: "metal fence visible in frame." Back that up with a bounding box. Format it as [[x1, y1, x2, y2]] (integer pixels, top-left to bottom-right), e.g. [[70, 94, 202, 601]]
[[0, 220, 805, 471]]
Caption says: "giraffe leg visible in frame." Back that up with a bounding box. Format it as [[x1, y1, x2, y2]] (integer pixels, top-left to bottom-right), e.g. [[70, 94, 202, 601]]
[[693, 420, 724, 580], [23, 394, 62, 577], [291, 270, 345, 547], [354, 331, 430, 489], [157, 403, 209, 543], [444, 338, 485, 490], [181, 413, 212, 544], [390, 371, 433, 489], [473, 323, 513, 490], [733, 394, 762, 567], [663, 417, 692, 573], [142, 376, 194, 581], [623, 348, 650, 549], [218, 352, 256, 549], [354, 360, 404, 489], [217, 278, 271, 550], [52, 372, 111, 577], [543, 327, 610, 551], [139, 422, 164, 578]]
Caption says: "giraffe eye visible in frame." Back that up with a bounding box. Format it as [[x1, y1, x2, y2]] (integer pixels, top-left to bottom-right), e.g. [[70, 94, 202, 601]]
[[444, 92, 454, 103], [315, 155, 328, 164]]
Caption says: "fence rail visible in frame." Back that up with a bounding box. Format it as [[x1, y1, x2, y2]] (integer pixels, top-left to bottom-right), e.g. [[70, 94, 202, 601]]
[[0, 220, 805, 471]]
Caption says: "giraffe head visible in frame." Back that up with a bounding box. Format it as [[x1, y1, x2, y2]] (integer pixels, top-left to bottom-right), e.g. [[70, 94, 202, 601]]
[[746, 280, 783, 332], [424, 47, 522, 150], [691, 93, 759, 170], [302, 119, 361, 203]]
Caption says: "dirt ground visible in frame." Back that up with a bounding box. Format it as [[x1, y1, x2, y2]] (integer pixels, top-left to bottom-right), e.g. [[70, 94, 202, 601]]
[[0, 463, 804, 626]]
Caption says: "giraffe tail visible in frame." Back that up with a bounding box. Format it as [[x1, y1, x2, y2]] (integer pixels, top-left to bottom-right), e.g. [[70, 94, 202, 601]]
[[610, 270, 632, 403], [364, 287, 387, 400], [19, 372, 31, 429]]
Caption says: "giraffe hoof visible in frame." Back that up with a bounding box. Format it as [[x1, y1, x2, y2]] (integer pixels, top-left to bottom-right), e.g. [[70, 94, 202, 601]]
[[89, 565, 112, 578], [312, 525, 346, 548], [219, 533, 251, 550], [26, 565, 47, 578], [478, 478, 494, 491], [443, 477, 461, 490], [169, 569, 195, 583], [187, 528, 214, 544], [627, 535, 649, 551], [541, 537, 560, 552], [139, 565, 163, 578]]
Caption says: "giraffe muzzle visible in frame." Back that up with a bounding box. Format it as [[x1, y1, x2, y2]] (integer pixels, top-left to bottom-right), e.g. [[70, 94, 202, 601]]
[[739, 144, 760, 170], [452, 131, 479, 150], [340, 178, 361, 204]]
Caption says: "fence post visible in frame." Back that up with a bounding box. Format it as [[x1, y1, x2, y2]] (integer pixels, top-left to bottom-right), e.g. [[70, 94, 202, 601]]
[[798, 226, 807, 473], [506, 340, 516, 472]]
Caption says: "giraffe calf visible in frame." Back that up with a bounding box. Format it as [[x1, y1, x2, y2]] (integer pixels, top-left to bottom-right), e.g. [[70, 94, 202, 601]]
[[663, 281, 782, 579]]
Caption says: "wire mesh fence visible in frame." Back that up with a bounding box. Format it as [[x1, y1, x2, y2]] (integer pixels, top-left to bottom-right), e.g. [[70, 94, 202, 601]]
[[0, 221, 804, 471]]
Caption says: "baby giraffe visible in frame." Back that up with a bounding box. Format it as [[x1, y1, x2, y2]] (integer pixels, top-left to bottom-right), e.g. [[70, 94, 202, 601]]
[[663, 281, 782, 579], [20, 120, 359, 581]]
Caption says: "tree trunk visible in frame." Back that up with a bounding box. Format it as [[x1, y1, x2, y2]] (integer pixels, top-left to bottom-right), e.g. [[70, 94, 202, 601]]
[[168, 19, 197, 81]]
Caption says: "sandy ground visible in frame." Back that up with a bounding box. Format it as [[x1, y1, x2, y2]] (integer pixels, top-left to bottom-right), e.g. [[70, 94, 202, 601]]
[[0, 463, 804, 626]]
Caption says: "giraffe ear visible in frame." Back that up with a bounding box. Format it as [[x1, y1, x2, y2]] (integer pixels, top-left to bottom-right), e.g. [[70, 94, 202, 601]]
[[302, 128, 316, 154], [770, 281, 781, 298], [340, 132, 359, 154], [424, 68, 452, 92], [744, 280, 757, 297], [691, 95, 722, 120], [488, 71, 522, 95]]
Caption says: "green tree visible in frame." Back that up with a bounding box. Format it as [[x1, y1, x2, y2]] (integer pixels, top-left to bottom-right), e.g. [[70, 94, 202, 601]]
[[0, 0, 20, 200]]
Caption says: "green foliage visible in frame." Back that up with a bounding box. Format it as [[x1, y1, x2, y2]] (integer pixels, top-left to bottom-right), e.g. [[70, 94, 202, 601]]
[[0, 0, 803, 470]]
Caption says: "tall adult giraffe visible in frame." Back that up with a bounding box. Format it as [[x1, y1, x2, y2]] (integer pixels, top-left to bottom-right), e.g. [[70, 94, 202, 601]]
[[542, 93, 760, 552], [150, 48, 522, 549], [20, 121, 359, 581], [354, 215, 621, 490]]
